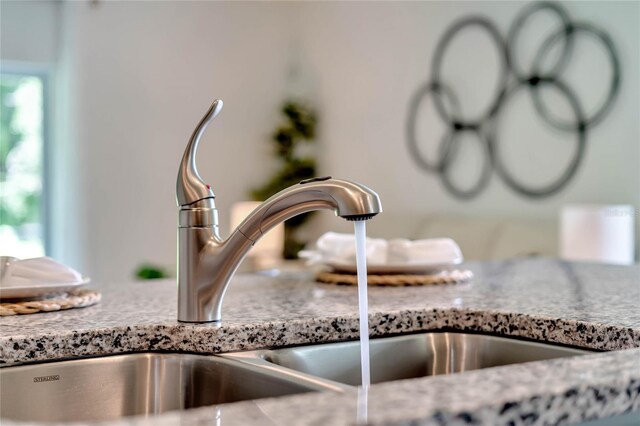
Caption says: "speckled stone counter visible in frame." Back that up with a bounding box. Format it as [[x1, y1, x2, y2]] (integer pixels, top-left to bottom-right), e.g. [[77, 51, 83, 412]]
[[1, 258, 639, 425]]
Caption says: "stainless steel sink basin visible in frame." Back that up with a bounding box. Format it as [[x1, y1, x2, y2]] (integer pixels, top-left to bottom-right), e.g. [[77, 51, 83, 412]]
[[227, 332, 593, 387], [0, 352, 342, 423], [0, 333, 595, 423]]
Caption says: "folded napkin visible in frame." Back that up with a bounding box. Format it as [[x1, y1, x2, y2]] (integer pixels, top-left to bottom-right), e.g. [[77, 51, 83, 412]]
[[300, 232, 462, 265], [0, 256, 84, 288], [387, 238, 462, 264], [315, 232, 388, 264]]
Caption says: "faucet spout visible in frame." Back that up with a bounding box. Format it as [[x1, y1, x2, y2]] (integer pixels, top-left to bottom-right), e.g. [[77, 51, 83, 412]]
[[236, 177, 382, 243], [177, 100, 382, 323]]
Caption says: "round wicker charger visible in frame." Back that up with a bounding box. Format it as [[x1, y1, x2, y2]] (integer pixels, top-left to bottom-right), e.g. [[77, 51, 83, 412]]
[[0, 289, 101, 316], [316, 269, 473, 286]]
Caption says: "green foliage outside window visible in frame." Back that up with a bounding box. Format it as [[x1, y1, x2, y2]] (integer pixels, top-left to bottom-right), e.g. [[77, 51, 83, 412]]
[[0, 74, 45, 258]]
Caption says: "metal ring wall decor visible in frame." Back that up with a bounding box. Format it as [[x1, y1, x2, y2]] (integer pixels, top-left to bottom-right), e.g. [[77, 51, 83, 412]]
[[491, 80, 587, 197], [430, 17, 509, 126], [407, 82, 462, 172], [406, 1, 621, 199], [507, 1, 574, 83]]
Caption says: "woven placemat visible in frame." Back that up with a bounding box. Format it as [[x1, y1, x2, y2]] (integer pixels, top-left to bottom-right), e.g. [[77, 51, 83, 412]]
[[316, 269, 473, 286], [0, 289, 101, 316]]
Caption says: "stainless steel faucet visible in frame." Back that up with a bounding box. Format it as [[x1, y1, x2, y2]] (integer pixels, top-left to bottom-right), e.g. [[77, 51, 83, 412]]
[[176, 99, 382, 323]]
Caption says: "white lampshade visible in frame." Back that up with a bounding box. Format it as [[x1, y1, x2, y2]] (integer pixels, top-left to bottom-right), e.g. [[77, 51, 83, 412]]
[[231, 201, 284, 269], [560, 204, 635, 265]]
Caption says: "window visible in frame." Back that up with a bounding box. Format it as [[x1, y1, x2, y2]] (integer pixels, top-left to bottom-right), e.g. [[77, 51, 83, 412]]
[[0, 72, 47, 258]]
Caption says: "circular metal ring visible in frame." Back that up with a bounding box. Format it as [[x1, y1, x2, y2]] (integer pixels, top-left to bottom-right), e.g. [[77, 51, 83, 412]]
[[507, 1, 574, 82], [492, 81, 587, 198], [439, 129, 493, 200], [431, 16, 509, 125], [406, 2, 620, 200], [406, 81, 462, 172], [530, 22, 621, 131]]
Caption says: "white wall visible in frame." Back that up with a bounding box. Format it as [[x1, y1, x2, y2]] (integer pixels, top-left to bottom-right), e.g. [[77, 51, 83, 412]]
[[62, 1, 297, 281], [2, 1, 638, 281], [294, 1, 640, 238], [0, 0, 60, 64]]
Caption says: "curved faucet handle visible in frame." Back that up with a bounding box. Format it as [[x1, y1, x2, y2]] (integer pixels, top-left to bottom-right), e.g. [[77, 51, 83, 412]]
[[176, 99, 223, 206]]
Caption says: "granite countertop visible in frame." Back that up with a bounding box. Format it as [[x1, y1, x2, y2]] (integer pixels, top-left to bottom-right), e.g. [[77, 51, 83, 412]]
[[1, 258, 639, 425]]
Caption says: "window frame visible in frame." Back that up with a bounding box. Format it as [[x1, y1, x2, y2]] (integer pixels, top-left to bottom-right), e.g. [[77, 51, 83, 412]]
[[1, 61, 52, 256]]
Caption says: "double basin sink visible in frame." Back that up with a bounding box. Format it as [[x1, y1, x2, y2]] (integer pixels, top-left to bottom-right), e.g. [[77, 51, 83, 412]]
[[0, 332, 592, 423]]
